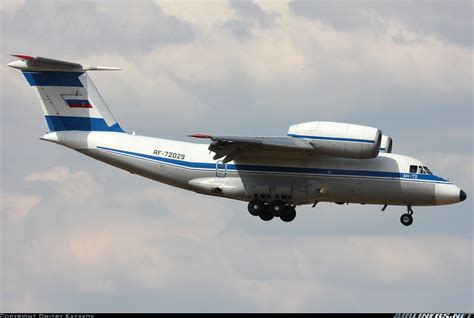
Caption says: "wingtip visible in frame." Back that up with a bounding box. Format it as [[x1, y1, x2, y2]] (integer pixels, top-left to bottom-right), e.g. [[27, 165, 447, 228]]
[[11, 54, 34, 60], [188, 134, 213, 139]]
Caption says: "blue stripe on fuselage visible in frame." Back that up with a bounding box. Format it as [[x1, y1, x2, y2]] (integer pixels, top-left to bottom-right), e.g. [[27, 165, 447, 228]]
[[46, 116, 124, 132], [96, 146, 450, 184], [288, 133, 375, 144], [23, 71, 84, 87]]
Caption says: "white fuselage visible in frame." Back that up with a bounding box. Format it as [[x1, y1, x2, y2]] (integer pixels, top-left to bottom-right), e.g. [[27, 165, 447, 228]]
[[41, 131, 462, 208]]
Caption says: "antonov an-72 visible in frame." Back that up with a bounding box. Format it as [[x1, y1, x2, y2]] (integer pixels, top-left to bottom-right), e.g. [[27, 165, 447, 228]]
[[7, 55, 467, 226]]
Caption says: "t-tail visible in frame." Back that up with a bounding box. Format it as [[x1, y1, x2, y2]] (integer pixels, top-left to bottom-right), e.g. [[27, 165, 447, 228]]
[[7, 55, 125, 133]]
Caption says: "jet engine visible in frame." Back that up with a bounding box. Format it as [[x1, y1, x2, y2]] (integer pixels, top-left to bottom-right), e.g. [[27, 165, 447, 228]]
[[380, 135, 393, 153], [288, 121, 382, 159]]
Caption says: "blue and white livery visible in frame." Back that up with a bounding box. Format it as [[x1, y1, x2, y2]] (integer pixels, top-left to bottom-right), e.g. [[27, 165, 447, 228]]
[[8, 55, 467, 226]]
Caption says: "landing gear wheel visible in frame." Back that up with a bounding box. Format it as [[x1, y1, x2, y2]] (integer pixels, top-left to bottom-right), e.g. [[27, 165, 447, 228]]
[[268, 200, 286, 216], [248, 199, 265, 216], [280, 207, 296, 223], [400, 213, 413, 226], [259, 209, 274, 221]]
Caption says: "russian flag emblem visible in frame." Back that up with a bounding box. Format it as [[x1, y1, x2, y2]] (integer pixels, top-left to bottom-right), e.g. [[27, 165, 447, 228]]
[[61, 94, 93, 109], [65, 99, 92, 108]]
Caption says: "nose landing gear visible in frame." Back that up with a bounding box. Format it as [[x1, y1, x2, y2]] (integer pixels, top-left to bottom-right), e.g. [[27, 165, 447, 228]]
[[247, 199, 297, 222], [400, 206, 414, 226]]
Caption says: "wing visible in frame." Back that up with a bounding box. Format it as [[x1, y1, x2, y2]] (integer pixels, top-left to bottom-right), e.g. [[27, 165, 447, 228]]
[[189, 134, 315, 163]]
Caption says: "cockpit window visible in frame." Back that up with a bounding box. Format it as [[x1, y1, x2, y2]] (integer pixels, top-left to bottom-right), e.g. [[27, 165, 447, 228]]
[[423, 166, 433, 175], [409, 165, 433, 175]]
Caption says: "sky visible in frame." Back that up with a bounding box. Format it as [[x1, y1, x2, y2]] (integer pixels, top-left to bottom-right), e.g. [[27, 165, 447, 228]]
[[0, 0, 473, 313]]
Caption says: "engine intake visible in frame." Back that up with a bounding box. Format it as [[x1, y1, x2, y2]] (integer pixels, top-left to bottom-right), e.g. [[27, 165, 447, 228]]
[[380, 135, 393, 153], [288, 121, 382, 159]]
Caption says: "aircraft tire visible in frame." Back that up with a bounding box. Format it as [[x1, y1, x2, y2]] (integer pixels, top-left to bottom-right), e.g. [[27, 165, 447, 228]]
[[400, 213, 413, 226], [259, 209, 274, 221], [280, 207, 296, 222], [248, 198, 265, 216], [268, 199, 286, 216]]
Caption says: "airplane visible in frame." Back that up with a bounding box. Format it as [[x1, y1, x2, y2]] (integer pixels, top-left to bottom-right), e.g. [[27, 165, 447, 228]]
[[7, 55, 467, 226]]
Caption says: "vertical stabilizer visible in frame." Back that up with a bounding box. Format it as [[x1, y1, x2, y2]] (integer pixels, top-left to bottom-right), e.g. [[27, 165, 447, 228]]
[[8, 55, 125, 133]]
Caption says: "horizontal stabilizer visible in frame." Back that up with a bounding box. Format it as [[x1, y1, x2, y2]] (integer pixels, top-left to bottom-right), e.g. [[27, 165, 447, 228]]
[[7, 54, 121, 72]]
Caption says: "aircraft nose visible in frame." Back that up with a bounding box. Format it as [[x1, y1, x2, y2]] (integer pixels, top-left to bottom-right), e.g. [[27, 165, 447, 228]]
[[460, 190, 467, 202], [435, 184, 464, 205]]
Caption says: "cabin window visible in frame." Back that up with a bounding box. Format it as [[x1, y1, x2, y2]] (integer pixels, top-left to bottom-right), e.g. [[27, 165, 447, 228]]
[[409, 165, 417, 173]]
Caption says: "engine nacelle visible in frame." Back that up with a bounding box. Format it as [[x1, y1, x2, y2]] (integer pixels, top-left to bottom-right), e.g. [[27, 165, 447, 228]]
[[380, 135, 393, 153], [288, 121, 382, 159]]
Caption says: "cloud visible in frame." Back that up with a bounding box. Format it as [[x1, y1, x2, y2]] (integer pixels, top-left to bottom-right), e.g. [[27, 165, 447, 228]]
[[2, 292, 49, 312], [3, 0, 470, 139], [26, 166, 101, 203], [2, 178, 473, 312], [1, 193, 41, 224], [112, 184, 236, 238], [85, 1, 470, 140], [156, 0, 237, 30], [223, 0, 278, 39], [0, 0, 25, 14], [288, 0, 473, 47], [3, 212, 472, 312], [1, 0, 196, 57], [158, 0, 277, 38]]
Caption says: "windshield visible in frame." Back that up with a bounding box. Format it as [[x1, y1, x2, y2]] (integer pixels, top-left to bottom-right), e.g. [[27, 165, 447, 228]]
[[423, 166, 433, 175], [409, 165, 433, 175]]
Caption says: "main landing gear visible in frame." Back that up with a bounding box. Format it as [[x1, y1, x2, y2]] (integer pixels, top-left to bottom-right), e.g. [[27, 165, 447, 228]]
[[400, 206, 414, 226], [247, 198, 297, 223]]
